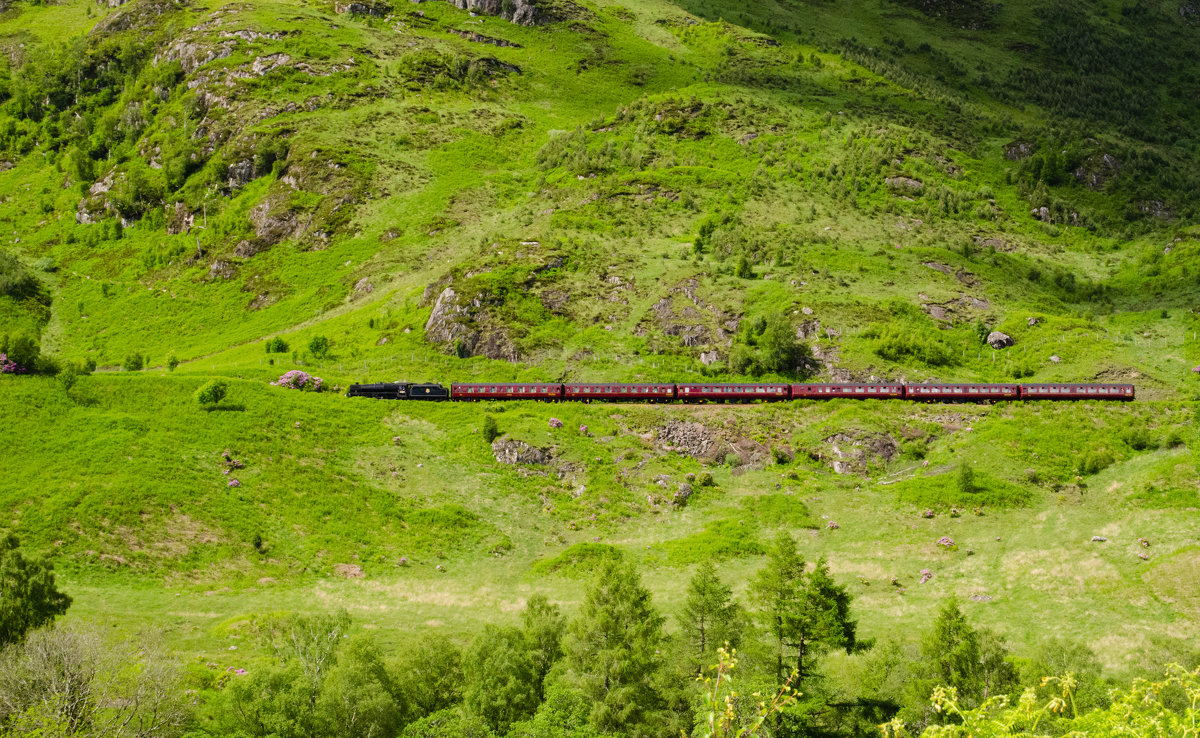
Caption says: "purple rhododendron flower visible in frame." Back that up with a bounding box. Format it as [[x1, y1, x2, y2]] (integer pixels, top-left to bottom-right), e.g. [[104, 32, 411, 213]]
[[228, 479, 241, 487], [272, 370, 324, 391], [548, 417, 563, 428]]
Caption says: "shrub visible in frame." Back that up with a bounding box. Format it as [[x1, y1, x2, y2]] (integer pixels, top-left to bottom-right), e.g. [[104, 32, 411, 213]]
[[482, 415, 499, 443], [1079, 448, 1114, 475], [122, 352, 145, 372], [1123, 427, 1157, 451], [195, 379, 228, 408], [265, 336, 289, 354], [166, 352, 179, 371], [272, 370, 323, 391], [307, 335, 329, 359], [1, 335, 40, 374], [956, 461, 976, 496], [0, 251, 37, 299]]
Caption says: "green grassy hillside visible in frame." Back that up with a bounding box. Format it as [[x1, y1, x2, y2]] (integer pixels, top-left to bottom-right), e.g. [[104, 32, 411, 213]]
[[2, 0, 1200, 733]]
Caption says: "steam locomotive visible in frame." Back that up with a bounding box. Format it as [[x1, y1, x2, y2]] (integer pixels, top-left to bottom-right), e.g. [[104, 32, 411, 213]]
[[345, 381, 1134, 402]]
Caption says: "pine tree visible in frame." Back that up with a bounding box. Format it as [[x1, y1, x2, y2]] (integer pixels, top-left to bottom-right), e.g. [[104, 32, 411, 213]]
[[677, 561, 745, 673], [0, 534, 72, 647], [907, 598, 1016, 719], [749, 533, 857, 686], [563, 558, 666, 737]]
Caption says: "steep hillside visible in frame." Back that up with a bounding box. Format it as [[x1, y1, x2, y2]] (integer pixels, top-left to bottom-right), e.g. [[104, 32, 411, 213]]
[[1, 0, 1199, 725]]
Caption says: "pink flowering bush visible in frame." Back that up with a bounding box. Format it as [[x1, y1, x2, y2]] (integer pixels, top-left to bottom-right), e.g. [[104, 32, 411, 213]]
[[548, 417, 563, 428], [922, 509, 935, 518], [272, 370, 324, 391], [0, 353, 25, 374], [919, 568, 933, 584], [228, 479, 241, 487], [937, 536, 956, 548], [826, 521, 839, 530]]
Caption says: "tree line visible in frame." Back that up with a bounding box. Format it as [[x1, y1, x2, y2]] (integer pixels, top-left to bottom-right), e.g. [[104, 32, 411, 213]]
[[0, 532, 1193, 737]]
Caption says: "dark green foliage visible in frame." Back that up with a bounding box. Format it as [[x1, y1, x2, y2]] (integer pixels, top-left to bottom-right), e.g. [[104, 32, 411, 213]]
[[1023, 638, 1111, 715], [482, 415, 499, 444], [562, 558, 667, 737], [195, 379, 228, 408], [122, 352, 145, 372], [734, 254, 753, 279], [0, 251, 37, 300], [316, 636, 405, 738], [464, 625, 540, 733], [1, 335, 39, 371], [1079, 448, 1114, 475], [254, 134, 290, 177], [520, 594, 564, 703], [308, 335, 330, 359], [265, 336, 290, 354], [956, 461, 975, 496], [394, 634, 464, 719], [166, 352, 179, 371], [749, 533, 857, 686], [0, 534, 72, 647], [1123, 426, 1157, 451], [906, 599, 1019, 722], [676, 561, 745, 673], [730, 315, 815, 378]]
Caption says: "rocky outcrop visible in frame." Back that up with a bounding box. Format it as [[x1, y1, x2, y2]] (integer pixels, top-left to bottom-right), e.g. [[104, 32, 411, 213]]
[[166, 202, 194, 234], [335, 1, 389, 15], [658, 421, 722, 460], [1072, 152, 1120, 191], [1004, 140, 1034, 161], [75, 171, 118, 225], [822, 432, 898, 475], [885, 176, 924, 193], [448, 29, 523, 47], [249, 195, 305, 244], [443, 0, 542, 25], [423, 286, 517, 361], [986, 331, 1014, 349], [491, 438, 551, 465]]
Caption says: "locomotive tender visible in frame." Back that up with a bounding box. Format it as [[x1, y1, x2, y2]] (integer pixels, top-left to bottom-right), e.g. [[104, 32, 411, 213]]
[[345, 381, 1134, 402]]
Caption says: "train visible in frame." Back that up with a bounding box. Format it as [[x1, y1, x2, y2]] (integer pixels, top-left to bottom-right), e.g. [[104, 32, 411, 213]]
[[344, 381, 1135, 403]]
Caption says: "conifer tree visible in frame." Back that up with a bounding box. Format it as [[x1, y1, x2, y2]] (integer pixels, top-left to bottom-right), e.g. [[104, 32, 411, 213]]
[[677, 561, 745, 673], [563, 558, 666, 737], [749, 533, 857, 686]]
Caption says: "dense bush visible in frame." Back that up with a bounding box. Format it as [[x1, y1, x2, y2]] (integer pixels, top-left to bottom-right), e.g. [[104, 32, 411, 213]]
[[0, 251, 38, 300], [195, 379, 228, 408], [265, 336, 290, 354]]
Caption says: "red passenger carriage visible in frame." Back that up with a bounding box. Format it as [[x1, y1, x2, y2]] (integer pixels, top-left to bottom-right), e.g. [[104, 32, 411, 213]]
[[676, 383, 790, 402], [907, 383, 1019, 402], [564, 383, 675, 402], [1019, 383, 1134, 401], [451, 383, 563, 400], [790, 384, 904, 399]]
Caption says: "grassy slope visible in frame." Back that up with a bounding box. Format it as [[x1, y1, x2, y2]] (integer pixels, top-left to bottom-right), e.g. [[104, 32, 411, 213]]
[[0, 0, 1199, 682]]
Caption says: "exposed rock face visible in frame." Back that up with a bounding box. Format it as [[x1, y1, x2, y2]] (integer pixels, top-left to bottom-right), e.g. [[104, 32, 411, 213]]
[[448, 29, 523, 47], [208, 259, 235, 280], [491, 438, 551, 465], [1072, 152, 1120, 190], [353, 277, 374, 296], [227, 159, 255, 189], [1004, 140, 1034, 161], [1027, 316, 1040, 327], [76, 172, 118, 225], [166, 202, 194, 234], [249, 195, 304, 244], [423, 282, 519, 361], [657, 420, 722, 460], [987, 331, 1014, 349], [335, 1, 389, 15], [640, 278, 739, 354], [822, 432, 898, 474], [444, 0, 541, 26], [885, 176, 924, 193]]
